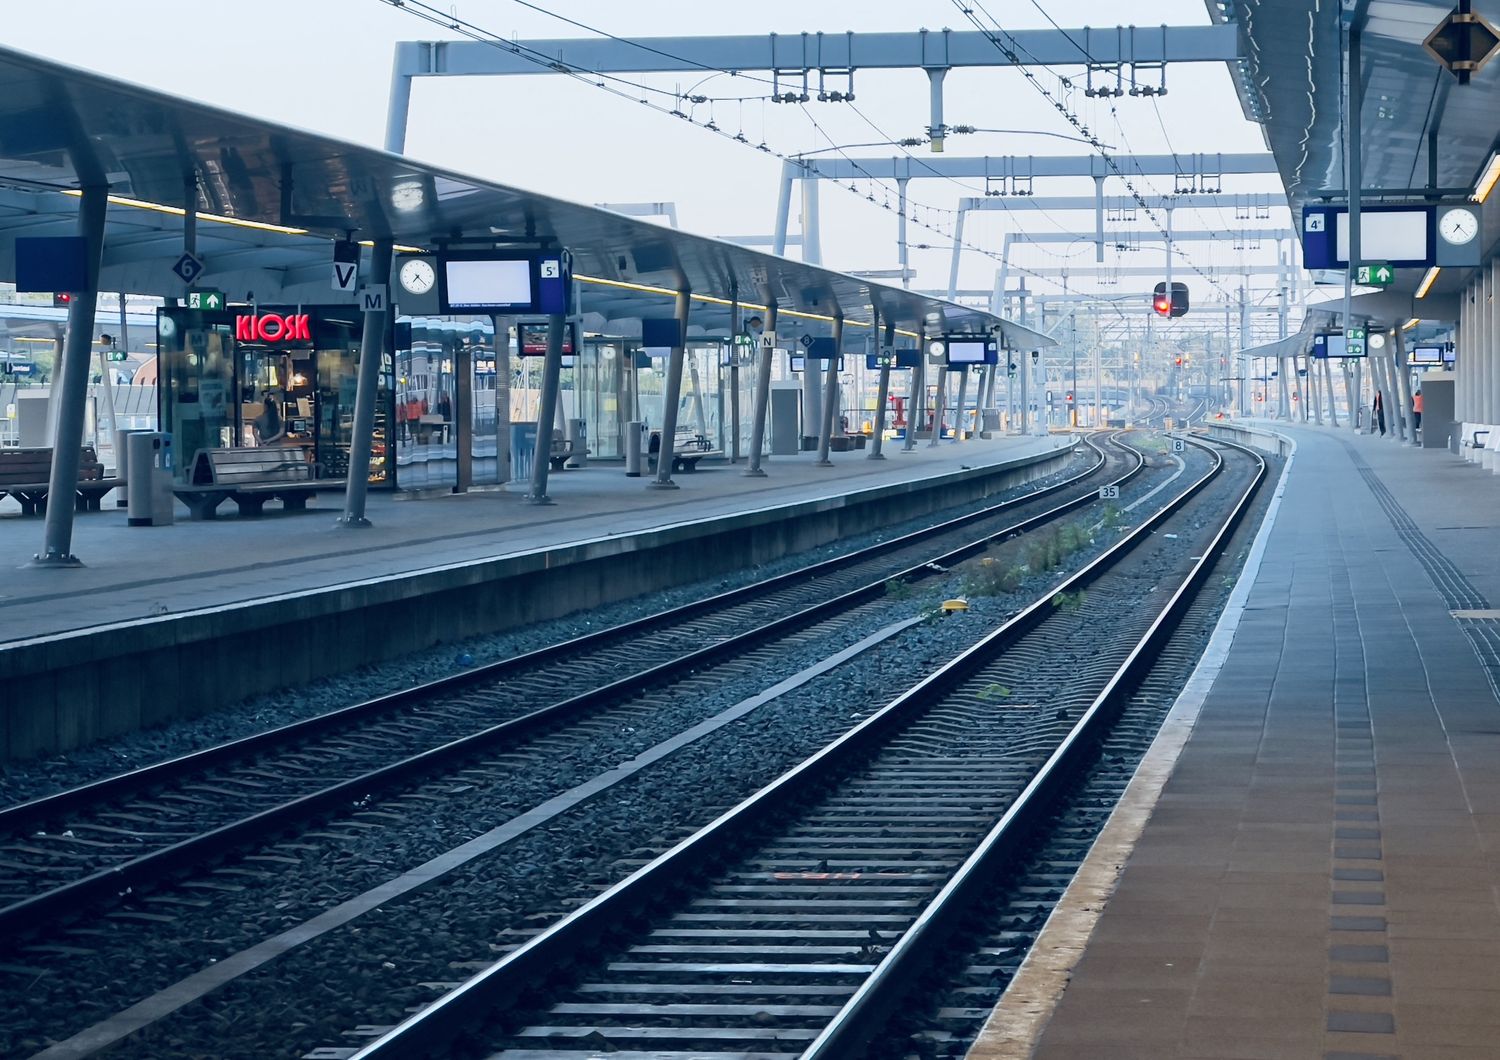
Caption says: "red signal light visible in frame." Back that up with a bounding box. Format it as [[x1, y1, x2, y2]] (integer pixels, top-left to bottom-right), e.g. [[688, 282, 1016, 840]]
[[1154, 296, 1171, 315], [53, 292, 72, 307]]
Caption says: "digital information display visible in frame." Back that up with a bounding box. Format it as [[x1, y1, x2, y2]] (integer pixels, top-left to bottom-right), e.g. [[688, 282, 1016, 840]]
[[866, 349, 921, 370], [791, 355, 843, 372], [518, 321, 577, 356], [946, 340, 989, 365], [1410, 345, 1443, 365], [1335, 210, 1430, 265], [1313, 333, 1366, 359], [440, 255, 538, 313]]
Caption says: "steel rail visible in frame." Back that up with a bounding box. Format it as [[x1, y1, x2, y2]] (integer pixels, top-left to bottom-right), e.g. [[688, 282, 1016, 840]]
[[0, 437, 1147, 939], [346, 436, 1244, 1060], [0, 436, 1113, 837], [805, 434, 1267, 1058]]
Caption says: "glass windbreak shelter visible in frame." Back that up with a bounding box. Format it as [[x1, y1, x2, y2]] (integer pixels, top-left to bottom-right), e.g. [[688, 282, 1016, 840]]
[[393, 316, 502, 488], [157, 306, 393, 485]]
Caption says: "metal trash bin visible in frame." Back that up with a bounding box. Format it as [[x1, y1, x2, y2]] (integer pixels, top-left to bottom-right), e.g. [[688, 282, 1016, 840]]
[[566, 417, 588, 469], [113, 428, 143, 508], [126, 431, 174, 526], [624, 420, 649, 477]]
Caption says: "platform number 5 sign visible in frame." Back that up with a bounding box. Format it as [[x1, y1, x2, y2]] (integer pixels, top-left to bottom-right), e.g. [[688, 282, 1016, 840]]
[[1098, 484, 1120, 500], [540, 259, 561, 279]]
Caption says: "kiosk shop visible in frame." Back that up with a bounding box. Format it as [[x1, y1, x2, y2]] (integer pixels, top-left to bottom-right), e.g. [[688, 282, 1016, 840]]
[[157, 305, 394, 486]]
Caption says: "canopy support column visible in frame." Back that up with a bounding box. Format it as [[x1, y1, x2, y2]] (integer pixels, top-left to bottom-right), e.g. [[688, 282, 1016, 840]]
[[729, 287, 741, 462], [904, 338, 925, 453], [951, 367, 970, 443], [745, 301, 775, 477], [652, 288, 692, 490], [815, 312, 843, 466], [32, 183, 107, 567], [526, 312, 567, 504], [928, 359, 947, 448], [337, 240, 393, 527], [869, 317, 892, 460]]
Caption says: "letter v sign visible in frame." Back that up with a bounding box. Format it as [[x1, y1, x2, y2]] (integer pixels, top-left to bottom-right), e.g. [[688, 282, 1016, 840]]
[[332, 261, 358, 291]]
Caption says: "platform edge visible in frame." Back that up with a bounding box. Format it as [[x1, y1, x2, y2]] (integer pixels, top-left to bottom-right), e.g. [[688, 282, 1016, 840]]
[[964, 427, 1297, 1060]]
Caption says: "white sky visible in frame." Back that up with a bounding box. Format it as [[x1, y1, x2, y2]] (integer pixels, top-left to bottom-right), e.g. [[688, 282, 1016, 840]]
[[4, 0, 1286, 304]]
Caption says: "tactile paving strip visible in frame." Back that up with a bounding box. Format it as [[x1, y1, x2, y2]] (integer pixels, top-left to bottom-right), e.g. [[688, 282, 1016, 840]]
[[1342, 441, 1500, 705]]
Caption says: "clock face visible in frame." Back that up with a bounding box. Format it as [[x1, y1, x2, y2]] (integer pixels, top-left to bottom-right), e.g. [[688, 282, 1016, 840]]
[[1440, 207, 1479, 245], [399, 258, 436, 295], [390, 180, 425, 212], [928, 339, 946, 357], [1368, 332, 1387, 350]]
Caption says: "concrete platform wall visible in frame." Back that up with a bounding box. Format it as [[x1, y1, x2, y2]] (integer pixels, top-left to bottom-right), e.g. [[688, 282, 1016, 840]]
[[1205, 420, 1294, 458], [1, 444, 1074, 761]]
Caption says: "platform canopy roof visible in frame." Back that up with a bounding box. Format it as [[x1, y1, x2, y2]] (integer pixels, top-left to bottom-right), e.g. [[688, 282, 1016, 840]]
[[0, 43, 1053, 347], [1214, 0, 1500, 307]]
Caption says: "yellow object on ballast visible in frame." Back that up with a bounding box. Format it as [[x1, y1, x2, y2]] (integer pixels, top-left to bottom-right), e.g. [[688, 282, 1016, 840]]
[[942, 599, 970, 612]]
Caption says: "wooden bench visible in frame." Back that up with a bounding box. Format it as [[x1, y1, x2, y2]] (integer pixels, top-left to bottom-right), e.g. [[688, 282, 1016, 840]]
[[648, 433, 723, 474], [0, 445, 120, 516], [173, 446, 320, 520]]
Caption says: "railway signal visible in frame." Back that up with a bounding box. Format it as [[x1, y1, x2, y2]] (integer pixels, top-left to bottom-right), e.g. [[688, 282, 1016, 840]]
[[1151, 281, 1189, 318]]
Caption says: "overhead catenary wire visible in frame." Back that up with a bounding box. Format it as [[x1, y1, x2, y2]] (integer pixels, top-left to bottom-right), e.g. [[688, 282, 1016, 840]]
[[948, 0, 1233, 301], [376, 0, 1069, 293]]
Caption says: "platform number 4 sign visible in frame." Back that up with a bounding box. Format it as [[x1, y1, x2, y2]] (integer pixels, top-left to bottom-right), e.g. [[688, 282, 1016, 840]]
[[1172, 438, 1187, 453], [1098, 484, 1121, 500]]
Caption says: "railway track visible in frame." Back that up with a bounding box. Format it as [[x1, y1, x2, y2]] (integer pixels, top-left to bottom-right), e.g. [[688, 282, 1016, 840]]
[[0, 434, 1153, 940], [341, 436, 1267, 1060]]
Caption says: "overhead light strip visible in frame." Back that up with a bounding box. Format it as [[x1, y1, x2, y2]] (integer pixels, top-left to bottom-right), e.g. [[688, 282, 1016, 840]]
[[61, 191, 936, 340], [1415, 266, 1441, 299], [63, 189, 309, 235], [1473, 153, 1500, 203]]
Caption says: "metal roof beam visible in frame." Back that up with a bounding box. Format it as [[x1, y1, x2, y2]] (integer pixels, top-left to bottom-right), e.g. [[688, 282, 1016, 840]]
[[1010, 227, 1292, 243], [957, 192, 1288, 211], [799, 153, 1277, 180], [990, 264, 1287, 277], [392, 25, 1240, 78]]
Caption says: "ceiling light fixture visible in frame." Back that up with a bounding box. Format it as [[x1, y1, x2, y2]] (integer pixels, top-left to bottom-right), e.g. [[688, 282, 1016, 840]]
[[1473, 153, 1500, 203]]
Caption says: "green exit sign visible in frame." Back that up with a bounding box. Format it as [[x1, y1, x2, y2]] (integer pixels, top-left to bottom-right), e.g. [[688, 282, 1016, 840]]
[[1355, 264, 1394, 286], [1346, 326, 1367, 356], [107, 350, 128, 362], [186, 289, 225, 310]]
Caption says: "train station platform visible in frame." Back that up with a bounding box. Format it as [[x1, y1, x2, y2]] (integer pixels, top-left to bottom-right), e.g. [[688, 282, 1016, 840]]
[[977, 420, 1500, 1059], [0, 434, 1074, 760]]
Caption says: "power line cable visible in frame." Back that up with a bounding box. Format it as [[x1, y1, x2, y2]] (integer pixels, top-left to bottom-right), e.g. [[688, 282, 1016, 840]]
[[949, 0, 1232, 300], [377, 0, 1067, 292]]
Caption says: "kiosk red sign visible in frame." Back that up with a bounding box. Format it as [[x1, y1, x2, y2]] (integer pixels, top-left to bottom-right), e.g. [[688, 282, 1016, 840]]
[[235, 313, 312, 342]]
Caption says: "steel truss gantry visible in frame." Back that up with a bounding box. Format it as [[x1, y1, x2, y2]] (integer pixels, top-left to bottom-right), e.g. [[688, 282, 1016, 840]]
[[384, 25, 1241, 153]]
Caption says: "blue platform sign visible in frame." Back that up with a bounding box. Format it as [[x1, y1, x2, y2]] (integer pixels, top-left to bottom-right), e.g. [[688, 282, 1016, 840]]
[[1301, 204, 1436, 270], [537, 249, 572, 315], [866, 348, 921, 370]]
